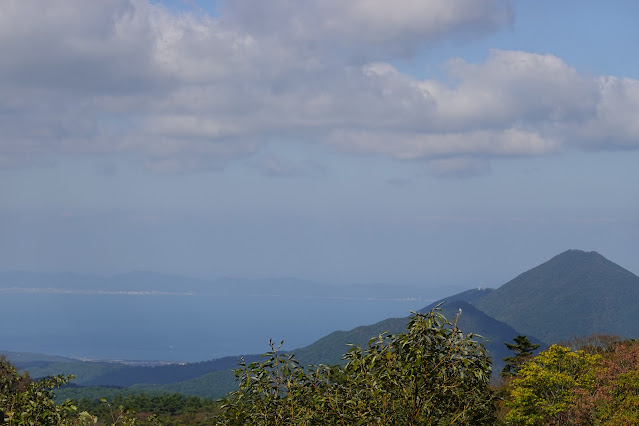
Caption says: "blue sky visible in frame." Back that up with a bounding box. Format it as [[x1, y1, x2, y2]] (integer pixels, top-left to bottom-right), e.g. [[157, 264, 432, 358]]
[[1, 0, 638, 288]]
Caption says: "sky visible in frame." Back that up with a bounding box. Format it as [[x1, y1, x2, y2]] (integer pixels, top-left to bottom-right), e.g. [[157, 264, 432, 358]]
[[1, 0, 638, 288]]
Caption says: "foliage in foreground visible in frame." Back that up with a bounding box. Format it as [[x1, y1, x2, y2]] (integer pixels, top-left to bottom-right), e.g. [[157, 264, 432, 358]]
[[7, 309, 639, 425], [0, 354, 94, 425], [503, 339, 639, 425], [504, 345, 601, 425], [2, 353, 224, 425], [217, 305, 495, 425]]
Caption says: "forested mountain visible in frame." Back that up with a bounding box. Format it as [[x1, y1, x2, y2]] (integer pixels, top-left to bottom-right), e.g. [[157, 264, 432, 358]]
[[4, 249, 637, 400], [8, 354, 261, 389], [289, 288, 496, 367], [474, 249, 639, 343], [291, 300, 535, 374]]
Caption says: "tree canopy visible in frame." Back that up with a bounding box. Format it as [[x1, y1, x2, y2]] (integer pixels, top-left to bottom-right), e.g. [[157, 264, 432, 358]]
[[216, 305, 495, 425], [501, 335, 540, 378], [0, 355, 94, 425]]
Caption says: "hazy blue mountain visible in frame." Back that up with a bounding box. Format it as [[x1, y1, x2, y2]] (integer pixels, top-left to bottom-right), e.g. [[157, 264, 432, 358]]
[[421, 287, 495, 310], [475, 249, 639, 343], [0, 271, 101, 291], [1, 270, 447, 301], [1, 351, 81, 366]]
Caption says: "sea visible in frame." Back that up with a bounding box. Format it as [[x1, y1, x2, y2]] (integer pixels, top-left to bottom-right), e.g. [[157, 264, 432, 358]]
[[1, 292, 432, 362]]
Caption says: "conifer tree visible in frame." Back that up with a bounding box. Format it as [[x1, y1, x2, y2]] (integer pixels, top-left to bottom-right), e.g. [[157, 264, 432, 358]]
[[501, 335, 540, 377]]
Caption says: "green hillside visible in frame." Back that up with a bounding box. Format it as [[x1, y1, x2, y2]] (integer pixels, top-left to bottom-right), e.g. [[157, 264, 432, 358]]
[[475, 249, 639, 343], [12, 249, 638, 400], [116, 300, 529, 398], [291, 300, 536, 375], [291, 317, 409, 366], [131, 369, 238, 400], [6, 352, 261, 391], [291, 288, 494, 367], [8, 290, 535, 398]]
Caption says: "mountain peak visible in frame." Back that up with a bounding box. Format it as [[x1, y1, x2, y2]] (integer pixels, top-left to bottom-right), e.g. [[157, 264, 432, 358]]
[[475, 249, 639, 343], [556, 249, 603, 259], [563, 248, 597, 254], [542, 249, 634, 279]]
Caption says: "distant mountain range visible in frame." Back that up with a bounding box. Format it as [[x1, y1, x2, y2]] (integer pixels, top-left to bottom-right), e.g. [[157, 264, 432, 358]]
[[4, 249, 639, 399], [0, 270, 461, 301]]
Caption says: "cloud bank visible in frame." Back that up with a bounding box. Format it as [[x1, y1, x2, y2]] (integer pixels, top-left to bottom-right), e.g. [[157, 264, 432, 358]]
[[0, 0, 637, 175]]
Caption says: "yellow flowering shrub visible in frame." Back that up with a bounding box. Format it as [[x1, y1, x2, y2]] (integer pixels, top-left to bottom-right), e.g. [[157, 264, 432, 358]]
[[504, 345, 601, 425]]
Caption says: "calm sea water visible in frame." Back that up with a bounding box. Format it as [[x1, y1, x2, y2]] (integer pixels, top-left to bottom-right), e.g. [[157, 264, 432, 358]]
[[1, 293, 429, 362]]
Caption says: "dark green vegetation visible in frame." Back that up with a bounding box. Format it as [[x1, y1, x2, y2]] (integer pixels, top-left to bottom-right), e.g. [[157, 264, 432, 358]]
[[475, 249, 639, 343], [7, 300, 530, 399], [1, 353, 224, 424], [6, 331, 639, 424], [501, 336, 540, 377], [73, 393, 222, 425], [14, 356, 261, 388], [7, 249, 639, 398], [3, 248, 639, 423], [292, 300, 535, 375], [9, 356, 261, 402], [1, 355, 87, 425], [217, 306, 495, 425]]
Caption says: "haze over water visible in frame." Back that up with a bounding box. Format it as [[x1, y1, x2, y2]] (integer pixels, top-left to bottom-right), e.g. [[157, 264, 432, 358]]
[[3, 292, 431, 362]]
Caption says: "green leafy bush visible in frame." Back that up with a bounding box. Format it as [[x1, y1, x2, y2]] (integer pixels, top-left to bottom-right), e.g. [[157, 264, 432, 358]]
[[0, 355, 95, 425], [216, 305, 495, 425]]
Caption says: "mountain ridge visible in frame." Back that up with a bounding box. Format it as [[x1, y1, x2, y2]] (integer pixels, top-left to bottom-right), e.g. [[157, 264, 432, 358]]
[[475, 249, 639, 343], [5, 248, 638, 399]]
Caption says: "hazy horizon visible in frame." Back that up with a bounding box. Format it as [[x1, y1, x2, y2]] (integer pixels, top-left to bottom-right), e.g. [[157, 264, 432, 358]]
[[2, 247, 638, 290], [1, 1, 638, 290]]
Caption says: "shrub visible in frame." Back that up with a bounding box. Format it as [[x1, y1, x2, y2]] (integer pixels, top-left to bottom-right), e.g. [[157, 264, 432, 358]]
[[217, 305, 495, 425]]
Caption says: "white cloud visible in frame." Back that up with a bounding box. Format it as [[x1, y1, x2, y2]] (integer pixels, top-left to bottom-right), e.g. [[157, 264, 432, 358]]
[[421, 50, 599, 130], [327, 128, 560, 159], [0, 1, 637, 176], [326, 51, 638, 173], [572, 77, 639, 148], [0, 0, 161, 93], [221, 0, 513, 58]]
